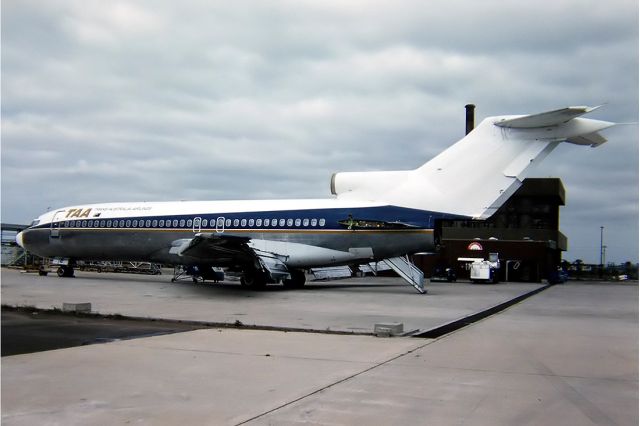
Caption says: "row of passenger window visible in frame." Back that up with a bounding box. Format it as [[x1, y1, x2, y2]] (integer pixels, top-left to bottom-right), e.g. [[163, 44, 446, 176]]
[[60, 217, 327, 229]]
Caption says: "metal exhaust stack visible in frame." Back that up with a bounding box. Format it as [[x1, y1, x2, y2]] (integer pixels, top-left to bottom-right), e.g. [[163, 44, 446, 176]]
[[465, 103, 475, 135]]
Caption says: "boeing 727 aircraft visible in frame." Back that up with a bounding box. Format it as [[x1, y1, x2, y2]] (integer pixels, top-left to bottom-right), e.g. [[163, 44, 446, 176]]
[[16, 106, 615, 293]]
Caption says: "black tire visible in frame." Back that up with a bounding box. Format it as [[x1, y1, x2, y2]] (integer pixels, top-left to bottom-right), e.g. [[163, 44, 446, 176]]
[[57, 266, 75, 278], [283, 270, 306, 289], [241, 270, 267, 289]]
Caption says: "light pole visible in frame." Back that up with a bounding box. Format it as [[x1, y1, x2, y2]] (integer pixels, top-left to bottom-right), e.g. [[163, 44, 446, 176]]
[[600, 226, 604, 276]]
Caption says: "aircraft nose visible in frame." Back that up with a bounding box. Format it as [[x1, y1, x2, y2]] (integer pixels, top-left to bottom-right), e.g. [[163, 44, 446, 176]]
[[16, 231, 25, 249]]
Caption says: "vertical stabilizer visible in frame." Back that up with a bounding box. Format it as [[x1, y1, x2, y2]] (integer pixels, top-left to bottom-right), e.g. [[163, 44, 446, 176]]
[[333, 106, 615, 219]]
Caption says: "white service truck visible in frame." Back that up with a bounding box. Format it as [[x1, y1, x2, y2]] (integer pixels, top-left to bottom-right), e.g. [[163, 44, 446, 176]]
[[470, 253, 500, 284]]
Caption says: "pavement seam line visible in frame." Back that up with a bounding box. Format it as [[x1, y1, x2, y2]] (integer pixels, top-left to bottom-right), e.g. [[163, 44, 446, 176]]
[[236, 284, 556, 425], [235, 339, 436, 425]]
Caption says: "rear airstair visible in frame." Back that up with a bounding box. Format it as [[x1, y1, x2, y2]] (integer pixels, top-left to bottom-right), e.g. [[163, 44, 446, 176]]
[[383, 255, 426, 294]]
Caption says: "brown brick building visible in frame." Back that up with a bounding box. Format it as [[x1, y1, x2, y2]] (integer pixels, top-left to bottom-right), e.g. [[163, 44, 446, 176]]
[[415, 178, 566, 282]]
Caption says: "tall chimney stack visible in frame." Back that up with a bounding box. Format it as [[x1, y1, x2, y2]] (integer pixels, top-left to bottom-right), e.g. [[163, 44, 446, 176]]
[[465, 104, 475, 135]]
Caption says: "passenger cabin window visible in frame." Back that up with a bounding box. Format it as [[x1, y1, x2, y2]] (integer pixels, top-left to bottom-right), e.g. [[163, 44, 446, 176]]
[[88, 220, 94, 227], [100, 220, 106, 227], [256, 219, 262, 227], [179, 219, 185, 227], [119, 220, 125, 227], [295, 219, 301, 227], [271, 219, 277, 227], [69, 220, 75, 227], [159, 220, 165, 227], [216, 217, 224, 228], [248, 219, 254, 227], [279, 219, 285, 227], [303, 218, 309, 227], [133, 220, 138, 227], [311, 219, 317, 226], [172, 219, 178, 227], [233, 219, 239, 227], [126, 220, 131, 227], [225, 219, 231, 227], [319, 219, 326, 227], [107, 220, 112, 227], [153, 220, 158, 227], [287, 219, 293, 227], [202, 219, 208, 227], [145, 220, 151, 227], [241, 219, 247, 227]]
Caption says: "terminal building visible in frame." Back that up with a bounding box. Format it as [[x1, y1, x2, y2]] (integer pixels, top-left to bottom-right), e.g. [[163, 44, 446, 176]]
[[415, 177, 566, 282]]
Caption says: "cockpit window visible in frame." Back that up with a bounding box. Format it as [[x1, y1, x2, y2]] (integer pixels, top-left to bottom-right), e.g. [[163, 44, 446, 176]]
[[30, 220, 40, 227]]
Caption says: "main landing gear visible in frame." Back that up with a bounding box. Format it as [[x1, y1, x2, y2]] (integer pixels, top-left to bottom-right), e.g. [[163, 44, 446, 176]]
[[283, 269, 306, 289], [56, 265, 75, 278], [239, 268, 307, 290]]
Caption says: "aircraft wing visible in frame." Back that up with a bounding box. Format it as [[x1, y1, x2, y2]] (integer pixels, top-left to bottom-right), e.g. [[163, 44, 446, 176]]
[[169, 233, 289, 281], [171, 233, 254, 262]]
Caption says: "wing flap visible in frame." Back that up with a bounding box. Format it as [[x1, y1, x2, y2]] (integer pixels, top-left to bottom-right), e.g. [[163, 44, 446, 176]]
[[173, 233, 253, 260]]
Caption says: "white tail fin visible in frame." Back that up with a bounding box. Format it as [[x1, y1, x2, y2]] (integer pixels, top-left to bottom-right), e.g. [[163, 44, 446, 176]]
[[332, 106, 615, 219]]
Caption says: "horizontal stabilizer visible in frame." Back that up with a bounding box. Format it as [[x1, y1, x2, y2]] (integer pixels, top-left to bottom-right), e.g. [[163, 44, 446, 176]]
[[494, 106, 601, 128], [567, 131, 608, 147]]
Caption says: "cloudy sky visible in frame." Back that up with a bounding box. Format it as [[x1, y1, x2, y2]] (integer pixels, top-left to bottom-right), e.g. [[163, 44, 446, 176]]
[[2, 0, 638, 264]]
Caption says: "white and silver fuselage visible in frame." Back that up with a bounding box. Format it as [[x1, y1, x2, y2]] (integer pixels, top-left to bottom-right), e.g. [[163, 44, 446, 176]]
[[17, 198, 450, 268]]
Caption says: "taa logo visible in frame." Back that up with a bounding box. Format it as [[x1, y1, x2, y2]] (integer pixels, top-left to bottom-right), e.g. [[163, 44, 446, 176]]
[[65, 208, 92, 219]]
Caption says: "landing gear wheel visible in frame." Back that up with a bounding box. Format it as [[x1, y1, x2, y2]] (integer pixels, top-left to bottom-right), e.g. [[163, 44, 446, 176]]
[[241, 270, 267, 289], [283, 270, 306, 289], [57, 266, 75, 278]]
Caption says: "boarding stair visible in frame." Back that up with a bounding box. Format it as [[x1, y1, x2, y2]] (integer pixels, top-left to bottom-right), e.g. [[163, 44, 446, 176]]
[[383, 255, 426, 294]]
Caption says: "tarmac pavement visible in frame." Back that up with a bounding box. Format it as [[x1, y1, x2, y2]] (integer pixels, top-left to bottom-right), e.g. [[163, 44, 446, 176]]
[[1, 268, 637, 425], [1, 268, 545, 334]]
